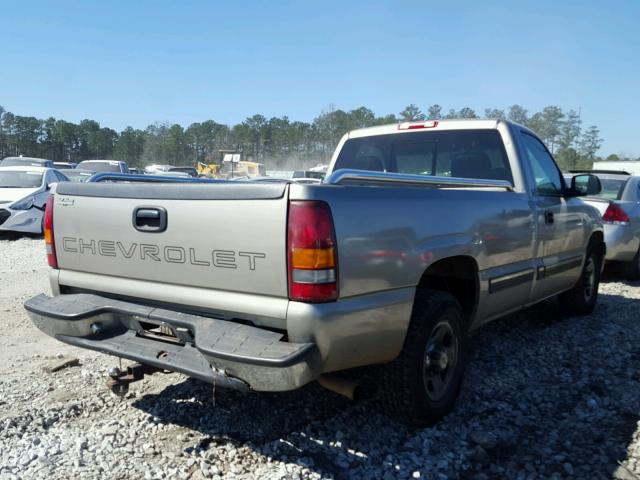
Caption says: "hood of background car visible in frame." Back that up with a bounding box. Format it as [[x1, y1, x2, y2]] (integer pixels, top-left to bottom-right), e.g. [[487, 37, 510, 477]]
[[0, 187, 41, 205]]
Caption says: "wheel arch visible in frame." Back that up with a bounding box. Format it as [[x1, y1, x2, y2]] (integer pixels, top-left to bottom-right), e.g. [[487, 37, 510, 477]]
[[589, 230, 606, 259], [414, 255, 479, 324]]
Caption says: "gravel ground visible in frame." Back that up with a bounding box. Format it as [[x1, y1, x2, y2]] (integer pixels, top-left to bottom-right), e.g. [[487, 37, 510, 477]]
[[2, 234, 640, 479]]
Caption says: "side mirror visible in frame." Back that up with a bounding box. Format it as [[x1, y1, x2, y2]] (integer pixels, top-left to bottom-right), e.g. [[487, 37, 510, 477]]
[[570, 174, 601, 197]]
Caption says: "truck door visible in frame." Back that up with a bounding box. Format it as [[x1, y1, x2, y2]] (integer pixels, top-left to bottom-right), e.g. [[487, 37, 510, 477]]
[[520, 132, 585, 300]]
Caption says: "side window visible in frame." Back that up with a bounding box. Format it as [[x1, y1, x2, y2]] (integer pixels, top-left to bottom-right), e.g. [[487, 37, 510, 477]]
[[54, 171, 68, 182], [521, 132, 563, 196]]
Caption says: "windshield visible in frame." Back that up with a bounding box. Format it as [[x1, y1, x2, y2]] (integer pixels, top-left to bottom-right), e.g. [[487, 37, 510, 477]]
[[78, 161, 121, 172], [593, 178, 628, 200], [64, 171, 93, 182], [333, 130, 513, 183], [0, 171, 43, 188]]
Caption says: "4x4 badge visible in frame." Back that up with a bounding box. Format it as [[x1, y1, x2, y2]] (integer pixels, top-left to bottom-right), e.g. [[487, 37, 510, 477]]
[[56, 197, 75, 207]]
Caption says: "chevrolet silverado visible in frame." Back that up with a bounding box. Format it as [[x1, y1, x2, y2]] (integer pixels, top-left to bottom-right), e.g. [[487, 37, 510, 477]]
[[25, 119, 605, 426]]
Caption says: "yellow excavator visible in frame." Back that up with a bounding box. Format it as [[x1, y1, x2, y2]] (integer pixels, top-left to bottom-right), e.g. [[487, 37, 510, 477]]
[[197, 150, 265, 179]]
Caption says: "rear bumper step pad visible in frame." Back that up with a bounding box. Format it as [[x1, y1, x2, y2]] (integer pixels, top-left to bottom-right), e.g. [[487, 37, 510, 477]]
[[25, 293, 322, 391]]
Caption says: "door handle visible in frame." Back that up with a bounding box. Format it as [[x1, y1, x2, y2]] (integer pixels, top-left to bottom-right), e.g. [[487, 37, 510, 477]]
[[133, 207, 167, 232], [544, 210, 554, 224]]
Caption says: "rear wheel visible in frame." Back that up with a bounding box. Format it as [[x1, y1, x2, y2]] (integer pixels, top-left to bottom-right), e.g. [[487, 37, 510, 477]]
[[380, 290, 467, 427], [559, 241, 602, 315]]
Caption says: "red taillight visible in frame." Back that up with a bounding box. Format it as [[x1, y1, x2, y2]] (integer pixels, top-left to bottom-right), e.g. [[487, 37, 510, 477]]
[[287, 201, 338, 302], [398, 120, 438, 130], [44, 195, 58, 268], [602, 203, 630, 225]]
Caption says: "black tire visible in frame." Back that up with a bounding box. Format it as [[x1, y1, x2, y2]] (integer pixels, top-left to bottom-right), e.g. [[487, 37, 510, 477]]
[[622, 248, 640, 281], [559, 241, 603, 316], [380, 290, 468, 427]]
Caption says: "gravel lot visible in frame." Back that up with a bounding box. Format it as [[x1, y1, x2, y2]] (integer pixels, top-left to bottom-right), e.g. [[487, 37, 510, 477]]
[[2, 234, 640, 480]]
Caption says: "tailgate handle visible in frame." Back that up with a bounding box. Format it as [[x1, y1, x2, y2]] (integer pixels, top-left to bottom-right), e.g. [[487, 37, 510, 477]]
[[133, 207, 167, 232]]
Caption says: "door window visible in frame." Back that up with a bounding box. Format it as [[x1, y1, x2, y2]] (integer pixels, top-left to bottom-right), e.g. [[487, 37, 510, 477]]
[[44, 170, 57, 187], [521, 133, 563, 196], [53, 171, 68, 182]]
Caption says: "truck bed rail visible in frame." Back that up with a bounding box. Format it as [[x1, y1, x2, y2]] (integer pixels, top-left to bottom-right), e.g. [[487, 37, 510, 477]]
[[88, 173, 223, 183], [325, 169, 513, 191]]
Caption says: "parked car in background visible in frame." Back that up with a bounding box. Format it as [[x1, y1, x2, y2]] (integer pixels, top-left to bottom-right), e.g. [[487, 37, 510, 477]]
[[77, 160, 129, 174], [154, 171, 191, 178], [292, 177, 322, 184], [169, 166, 199, 177], [128, 167, 142, 174], [292, 170, 326, 181], [144, 164, 173, 174], [1, 156, 55, 169], [53, 162, 77, 170], [565, 170, 640, 279], [62, 169, 95, 182], [0, 166, 68, 234]]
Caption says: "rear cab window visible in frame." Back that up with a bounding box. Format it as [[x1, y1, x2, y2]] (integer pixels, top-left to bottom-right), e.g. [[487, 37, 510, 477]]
[[333, 129, 513, 183]]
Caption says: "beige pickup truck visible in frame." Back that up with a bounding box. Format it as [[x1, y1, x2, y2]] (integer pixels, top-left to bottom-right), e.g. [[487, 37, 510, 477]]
[[26, 119, 605, 425]]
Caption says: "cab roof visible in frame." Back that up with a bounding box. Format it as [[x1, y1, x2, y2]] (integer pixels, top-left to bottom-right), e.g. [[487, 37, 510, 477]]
[[347, 118, 511, 139]]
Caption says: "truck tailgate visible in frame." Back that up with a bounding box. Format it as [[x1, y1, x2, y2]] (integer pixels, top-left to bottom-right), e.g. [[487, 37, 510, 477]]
[[52, 182, 289, 298]]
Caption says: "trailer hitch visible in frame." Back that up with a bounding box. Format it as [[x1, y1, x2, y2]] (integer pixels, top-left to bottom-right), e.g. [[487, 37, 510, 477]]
[[107, 363, 159, 396]]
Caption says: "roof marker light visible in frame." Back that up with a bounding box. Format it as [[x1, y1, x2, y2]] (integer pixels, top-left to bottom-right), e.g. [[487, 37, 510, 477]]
[[398, 120, 439, 130]]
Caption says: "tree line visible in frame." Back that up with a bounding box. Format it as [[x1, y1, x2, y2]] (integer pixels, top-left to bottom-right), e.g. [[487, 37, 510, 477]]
[[0, 103, 620, 170]]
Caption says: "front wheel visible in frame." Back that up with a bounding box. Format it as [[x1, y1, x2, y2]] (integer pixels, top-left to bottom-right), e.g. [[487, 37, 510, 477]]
[[559, 242, 602, 316], [380, 290, 468, 427]]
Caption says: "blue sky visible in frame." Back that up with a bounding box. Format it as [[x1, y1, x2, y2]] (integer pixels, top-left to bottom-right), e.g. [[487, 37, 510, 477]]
[[1, 0, 638, 156]]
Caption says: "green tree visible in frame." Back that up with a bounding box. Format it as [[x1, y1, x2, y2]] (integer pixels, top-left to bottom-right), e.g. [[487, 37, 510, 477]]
[[444, 109, 457, 119], [507, 105, 529, 125], [427, 104, 442, 120], [58, 120, 83, 161], [375, 114, 398, 125], [398, 104, 425, 121], [580, 126, 603, 161], [142, 122, 170, 164], [484, 108, 505, 119], [348, 107, 376, 129], [114, 127, 146, 165], [557, 109, 581, 151], [457, 107, 478, 119], [539, 106, 564, 153]]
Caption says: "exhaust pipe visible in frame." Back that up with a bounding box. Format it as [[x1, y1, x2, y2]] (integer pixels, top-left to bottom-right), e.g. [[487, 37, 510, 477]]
[[318, 374, 361, 401]]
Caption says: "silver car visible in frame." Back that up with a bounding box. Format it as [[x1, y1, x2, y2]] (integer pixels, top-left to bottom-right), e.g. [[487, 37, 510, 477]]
[[566, 170, 640, 279], [0, 166, 68, 234]]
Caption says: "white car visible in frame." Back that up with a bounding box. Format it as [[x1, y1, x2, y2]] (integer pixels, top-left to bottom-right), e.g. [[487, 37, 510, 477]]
[[0, 167, 68, 234], [144, 164, 174, 174], [77, 160, 130, 174]]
